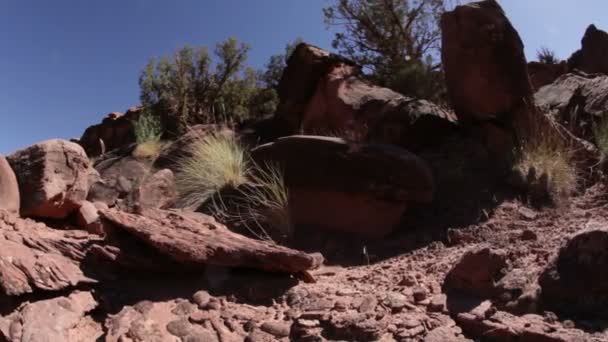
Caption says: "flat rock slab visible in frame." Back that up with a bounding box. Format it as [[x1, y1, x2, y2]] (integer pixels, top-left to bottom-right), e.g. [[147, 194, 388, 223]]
[[99, 208, 323, 273], [0, 210, 99, 296], [0, 291, 100, 342]]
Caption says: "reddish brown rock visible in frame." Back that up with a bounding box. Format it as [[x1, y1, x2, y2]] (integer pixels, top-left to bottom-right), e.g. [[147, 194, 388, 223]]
[[528, 61, 569, 90], [539, 228, 608, 318], [456, 301, 597, 341], [79, 106, 142, 157], [252, 135, 434, 237], [535, 72, 608, 141], [0, 210, 99, 296], [0, 291, 101, 342], [75, 200, 104, 235], [7, 139, 91, 219], [274, 43, 458, 151], [441, 0, 533, 124], [128, 169, 177, 210], [569, 24, 608, 75], [443, 246, 507, 297], [0, 156, 19, 214], [99, 208, 323, 273]]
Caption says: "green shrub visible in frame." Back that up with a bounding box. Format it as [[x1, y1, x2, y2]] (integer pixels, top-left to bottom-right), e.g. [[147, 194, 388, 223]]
[[132, 112, 164, 159]]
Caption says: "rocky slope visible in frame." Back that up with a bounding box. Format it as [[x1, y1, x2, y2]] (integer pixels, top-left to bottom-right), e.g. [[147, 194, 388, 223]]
[[2, 1, 608, 341]]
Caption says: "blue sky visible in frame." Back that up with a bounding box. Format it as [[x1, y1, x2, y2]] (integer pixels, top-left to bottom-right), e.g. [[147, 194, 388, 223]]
[[0, 0, 606, 154]]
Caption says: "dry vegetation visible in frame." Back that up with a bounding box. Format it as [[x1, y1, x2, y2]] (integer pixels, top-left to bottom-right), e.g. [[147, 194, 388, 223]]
[[132, 111, 164, 159], [175, 133, 291, 240]]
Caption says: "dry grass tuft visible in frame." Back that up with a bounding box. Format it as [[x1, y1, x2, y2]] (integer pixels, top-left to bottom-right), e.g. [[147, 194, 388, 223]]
[[176, 134, 249, 208], [513, 113, 577, 205], [132, 140, 164, 159]]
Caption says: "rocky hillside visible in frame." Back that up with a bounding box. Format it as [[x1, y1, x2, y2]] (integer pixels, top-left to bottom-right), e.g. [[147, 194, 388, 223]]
[[1, 1, 608, 341]]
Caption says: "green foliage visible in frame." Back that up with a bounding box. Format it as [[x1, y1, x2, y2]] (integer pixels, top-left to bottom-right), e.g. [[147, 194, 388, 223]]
[[139, 38, 279, 134], [323, 0, 455, 103], [537, 47, 559, 64], [134, 111, 163, 145]]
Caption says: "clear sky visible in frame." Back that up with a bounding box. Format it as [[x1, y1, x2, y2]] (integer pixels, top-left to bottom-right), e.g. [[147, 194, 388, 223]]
[[0, 0, 606, 154]]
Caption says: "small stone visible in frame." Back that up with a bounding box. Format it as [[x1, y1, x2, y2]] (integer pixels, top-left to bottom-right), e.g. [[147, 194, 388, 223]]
[[334, 299, 348, 312], [521, 229, 537, 241], [172, 301, 196, 316], [563, 320, 576, 329], [544, 311, 558, 324], [260, 321, 291, 338], [204, 298, 221, 310], [518, 207, 538, 220], [192, 290, 211, 308], [399, 275, 417, 287], [189, 310, 212, 323], [412, 286, 428, 302], [428, 295, 447, 312], [385, 292, 408, 311], [244, 320, 257, 332]]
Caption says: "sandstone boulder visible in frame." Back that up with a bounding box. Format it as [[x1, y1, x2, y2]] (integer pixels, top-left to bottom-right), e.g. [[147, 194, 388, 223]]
[[528, 61, 568, 90], [0, 291, 100, 342], [274, 43, 458, 151], [75, 200, 104, 235], [443, 246, 507, 297], [539, 227, 608, 318], [79, 106, 142, 157], [535, 72, 608, 141], [128, 169, 177, 210], [0, 156, 19, 214], [7, 139, 91, 219], [568, 24, 608, 75], [441, 0, 533, 124], [99, 208, 323, 273], [0, 210, 100, 296], [252, 135, 434, 237]]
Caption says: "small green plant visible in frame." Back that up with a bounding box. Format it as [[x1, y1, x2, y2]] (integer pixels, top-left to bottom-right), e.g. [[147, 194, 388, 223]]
[[593, 116, 608, 156], [132, 111, 164, 159], [176, 133, 249, 208]]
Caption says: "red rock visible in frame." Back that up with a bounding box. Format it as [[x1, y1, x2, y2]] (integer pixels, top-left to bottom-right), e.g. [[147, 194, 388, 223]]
[[443, 246, 507, 297], [0, 210, 99, 296], [252, 136, 434, 237], [79, 106, 143, 157], [441, 0, 533, 124], [99, 208, 323, 273], [539, 228, 608, 318], [0, 155, 19, 214], [7, 139, 91, 219], [75, 200, 104, 235], [274, 43, 458, 151], [568, 24, 608, 75], [0, 291, 100, 342], [528, 61, 568, 90], [128, 169, 177, 210]]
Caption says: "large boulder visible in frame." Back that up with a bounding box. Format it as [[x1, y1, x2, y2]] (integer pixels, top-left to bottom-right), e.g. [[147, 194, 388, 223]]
[[0, 291, 101, 342], [7, 139, 91, 219], [527, 61, 568, 91], [99, 208, 323, 274], [127, 169, 177, 210], [535, 72, 608, 141], [568, 24, 608, 75], [441, 0, 533, 125], [0, 156, 19, 214], [252, 136, 434, 237], [274, 43, 458, 152], [0, 210, 100, 296], [443, 246, 508, 297], [78, 106, 142, 157], [539, 227, 608, 318]]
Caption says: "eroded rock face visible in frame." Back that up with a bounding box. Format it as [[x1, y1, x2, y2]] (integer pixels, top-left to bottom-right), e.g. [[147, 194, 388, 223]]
[[443, 246, 507, 297], [0, 210, 99, 296], [0, 291, 101, 342], [441, 0, 533, 124], [7, 139, 91, 219], [535, 72, 608, 141], [0, 156, 19, 214], [79, 106, 142, 157], [569, 24, 608, 75], [127, 169, 177, 211], [99, 208, 323, 273], [274, 43, 458, 151], [252, 135, 434, 237], [539, 228, 608, 318]]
